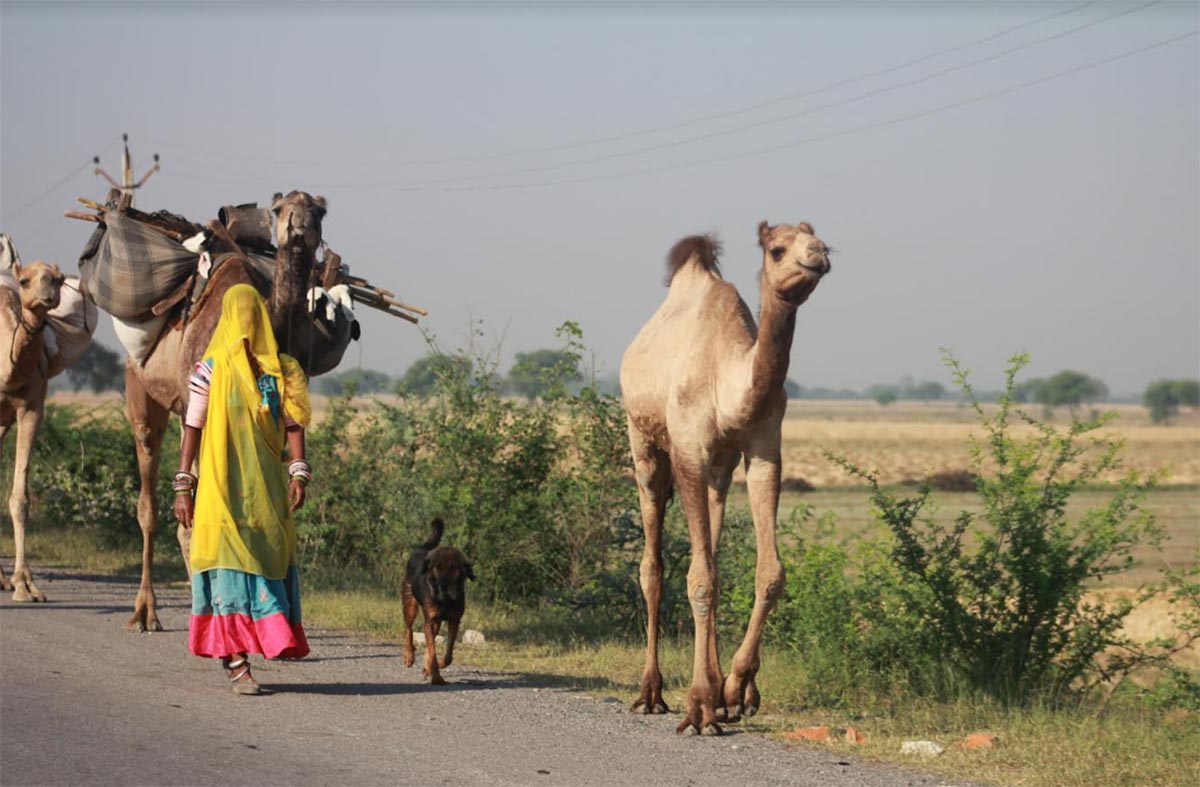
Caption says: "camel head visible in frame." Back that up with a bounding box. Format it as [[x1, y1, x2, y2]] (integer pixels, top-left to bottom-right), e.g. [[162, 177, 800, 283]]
[[13, 260, 64, 317], [757, 220, 830, 306], [271, 190, 327, 252]]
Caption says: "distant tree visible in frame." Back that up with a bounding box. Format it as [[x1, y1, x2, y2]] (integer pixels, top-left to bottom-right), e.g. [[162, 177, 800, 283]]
[[508, 349, 581, 399], [1143, 378, 1200, 424], [64, 342, 124, 392], [907, 380, 945, 401], [1033, 370, 1107, 409], [396, 354, 472, 397], [870, 385, 898, 406], [315, 369, 392, 396], [1012, 378, 1045, 403], [784, 378, 802, 398]]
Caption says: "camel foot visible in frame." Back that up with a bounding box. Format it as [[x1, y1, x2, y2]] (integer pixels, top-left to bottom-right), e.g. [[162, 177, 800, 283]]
[[721, 671, 761, 721], [0, 574, 13, 593], [631, 670, 670, 714], [430, 674, 446, 686], [438, 656, 453, 669], [676, 716, 722, 736], [9, 573, 45, 602], [403, 647, 415, 668], [676, 689, 722, 736], [125, 609, 164, 633]]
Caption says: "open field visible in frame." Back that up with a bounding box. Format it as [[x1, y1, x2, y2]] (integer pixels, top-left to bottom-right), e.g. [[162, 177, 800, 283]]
[[47, 393, 1200, 485]]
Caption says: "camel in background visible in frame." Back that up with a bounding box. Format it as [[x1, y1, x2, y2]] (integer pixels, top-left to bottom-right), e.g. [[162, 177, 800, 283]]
[[620, 220, 831, 735], [0, 253, 66, 601], [122, 190, 327, 631]]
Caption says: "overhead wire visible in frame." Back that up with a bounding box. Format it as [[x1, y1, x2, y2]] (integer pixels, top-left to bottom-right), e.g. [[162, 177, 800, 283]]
[[0, 135, 122, 225], [170, 28, 1196, 194], [173, 0, 1102, 169], [336, 0, 1167, 189]]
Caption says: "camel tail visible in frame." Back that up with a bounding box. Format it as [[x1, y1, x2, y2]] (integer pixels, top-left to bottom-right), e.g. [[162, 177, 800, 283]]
[[422, 518, 445, 550], [664, 234, 722, 286]]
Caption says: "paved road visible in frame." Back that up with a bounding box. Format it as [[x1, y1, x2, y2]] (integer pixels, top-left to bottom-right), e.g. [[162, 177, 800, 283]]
[[1, 569, 971, 787]]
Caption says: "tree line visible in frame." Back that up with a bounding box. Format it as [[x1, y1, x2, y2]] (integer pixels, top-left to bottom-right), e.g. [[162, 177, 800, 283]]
[[51, 340, 1200, 424]]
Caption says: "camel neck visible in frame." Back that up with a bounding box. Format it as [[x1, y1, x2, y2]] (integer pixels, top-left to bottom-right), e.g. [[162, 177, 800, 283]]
[[269, 243, 313, 339], [748, 279, 797, 410], [1, 300, 47, 391]]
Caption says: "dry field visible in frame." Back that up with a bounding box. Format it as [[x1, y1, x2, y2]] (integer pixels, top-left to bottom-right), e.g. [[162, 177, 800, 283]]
[[772, 400, 1200, 488]]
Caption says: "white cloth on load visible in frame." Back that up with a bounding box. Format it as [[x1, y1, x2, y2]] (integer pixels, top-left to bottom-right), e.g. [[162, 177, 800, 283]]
[[113, 313, 168, 366]]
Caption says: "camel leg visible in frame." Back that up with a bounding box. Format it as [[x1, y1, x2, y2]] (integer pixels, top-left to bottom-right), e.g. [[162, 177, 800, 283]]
[[125, 367, 170, 632], [629, 429, 672, 714], [722, 439, 785, 720], [673, 453, 722, 736], [0, 420, 12, 593], [706, 453, 738, 722], [7, 404, 46, 602]]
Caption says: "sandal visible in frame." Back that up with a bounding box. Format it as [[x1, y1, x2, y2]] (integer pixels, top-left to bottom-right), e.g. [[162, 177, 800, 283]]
[[222, 656, 262, 696]]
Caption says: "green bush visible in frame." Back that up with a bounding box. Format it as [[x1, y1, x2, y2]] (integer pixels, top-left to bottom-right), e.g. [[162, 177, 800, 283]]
[[828, 353, 1164, 705], [15, 403, 178, 549], [296, 322, 639, 602]]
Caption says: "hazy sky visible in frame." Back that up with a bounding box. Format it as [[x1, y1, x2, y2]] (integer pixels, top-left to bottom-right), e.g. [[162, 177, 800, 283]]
[[2, 1, 1197, 396]]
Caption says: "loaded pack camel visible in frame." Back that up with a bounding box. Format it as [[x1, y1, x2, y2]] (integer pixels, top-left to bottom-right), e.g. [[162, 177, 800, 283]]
[[0, 257, 66, 601], [620, 220, 830, 735], [123, 190, 330, 631]]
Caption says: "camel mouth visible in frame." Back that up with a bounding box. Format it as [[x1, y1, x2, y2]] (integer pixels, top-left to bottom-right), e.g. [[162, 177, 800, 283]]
[[797, 260, 829, 277]]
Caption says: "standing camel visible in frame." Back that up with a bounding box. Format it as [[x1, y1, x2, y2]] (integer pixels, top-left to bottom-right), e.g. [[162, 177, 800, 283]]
[[620, 220, 830, 735], [0, 257, 66, 601], [122, 190, 329, 631]]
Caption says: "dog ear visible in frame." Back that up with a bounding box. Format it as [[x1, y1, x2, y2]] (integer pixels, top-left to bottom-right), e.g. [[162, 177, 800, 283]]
[[463, 562, 475, 581]]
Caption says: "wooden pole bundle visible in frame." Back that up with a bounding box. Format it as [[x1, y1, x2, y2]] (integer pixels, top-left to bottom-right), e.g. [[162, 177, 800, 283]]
[[64, 195, 428, 324]]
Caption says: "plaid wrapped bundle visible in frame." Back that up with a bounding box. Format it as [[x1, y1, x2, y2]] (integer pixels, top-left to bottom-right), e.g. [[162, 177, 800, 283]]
[[78, 212, 199, 322]]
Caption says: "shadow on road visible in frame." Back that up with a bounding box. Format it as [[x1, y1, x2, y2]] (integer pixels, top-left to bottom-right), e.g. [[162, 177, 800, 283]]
[[271, 677, 528, 696]]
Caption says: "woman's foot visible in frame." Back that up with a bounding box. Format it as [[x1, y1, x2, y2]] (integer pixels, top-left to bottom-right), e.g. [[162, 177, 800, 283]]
[[222, 656, 262, 695]]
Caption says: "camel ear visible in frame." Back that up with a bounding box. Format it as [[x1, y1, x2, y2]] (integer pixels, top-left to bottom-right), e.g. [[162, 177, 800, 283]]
[[11, 258, 20, 276], [757, 220, 772, 249], [422, 556, 432, 575], [797, 222, 815, 235], [312, 195, 327, 218], [271, 193, 284, 215]]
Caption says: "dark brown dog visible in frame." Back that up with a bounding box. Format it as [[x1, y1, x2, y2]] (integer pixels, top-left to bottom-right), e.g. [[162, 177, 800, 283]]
[[402, 518, 474, 684]]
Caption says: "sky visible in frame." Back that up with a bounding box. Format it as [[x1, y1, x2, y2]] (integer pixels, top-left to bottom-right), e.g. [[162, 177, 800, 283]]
[[2, 0, 1197, 397]]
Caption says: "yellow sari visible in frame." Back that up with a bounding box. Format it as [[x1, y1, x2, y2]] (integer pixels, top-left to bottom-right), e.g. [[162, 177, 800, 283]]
[[190, 284, 311, 580]]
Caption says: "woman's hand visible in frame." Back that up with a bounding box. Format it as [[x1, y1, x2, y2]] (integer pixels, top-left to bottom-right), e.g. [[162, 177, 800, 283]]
[[174, 493, 195, 529], [289, 478, 306, 513]]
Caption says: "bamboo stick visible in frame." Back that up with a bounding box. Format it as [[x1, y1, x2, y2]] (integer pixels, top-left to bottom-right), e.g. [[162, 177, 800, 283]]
[[64, 210, 102, 223]]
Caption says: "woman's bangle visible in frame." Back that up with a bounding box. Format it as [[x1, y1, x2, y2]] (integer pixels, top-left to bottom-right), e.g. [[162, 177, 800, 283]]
[[174, 489, 193, 497], [173, 471, 197, 490], [288, 460, 312, 484]]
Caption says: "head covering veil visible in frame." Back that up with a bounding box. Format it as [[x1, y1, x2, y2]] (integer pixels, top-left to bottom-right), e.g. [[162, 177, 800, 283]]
[[191, 283, 310, 578]]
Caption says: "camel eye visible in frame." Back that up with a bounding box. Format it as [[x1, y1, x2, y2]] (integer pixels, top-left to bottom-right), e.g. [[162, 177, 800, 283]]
[[18, 278, 29, 286], [770, 247, 786, 262]]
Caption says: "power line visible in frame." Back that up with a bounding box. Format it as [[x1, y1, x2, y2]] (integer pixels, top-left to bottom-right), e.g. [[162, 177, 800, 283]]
[[174, 0, 1101, 170], [0, 136, 122, 225], [375, 0, 1167, 188], [178, 0, 1163, 192], [173, 28, 1195, 194]]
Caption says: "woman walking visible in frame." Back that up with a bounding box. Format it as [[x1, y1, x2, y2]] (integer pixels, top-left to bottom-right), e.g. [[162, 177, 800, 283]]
[[174, 284, 313, 694]]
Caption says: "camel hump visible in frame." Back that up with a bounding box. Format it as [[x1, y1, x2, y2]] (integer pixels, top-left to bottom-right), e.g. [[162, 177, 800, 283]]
[[421, 517, 445, 549], [664, 234, 722, 286]]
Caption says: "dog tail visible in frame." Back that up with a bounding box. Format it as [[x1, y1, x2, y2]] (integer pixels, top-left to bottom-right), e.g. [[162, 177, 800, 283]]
[[421, 517, 445, 550]]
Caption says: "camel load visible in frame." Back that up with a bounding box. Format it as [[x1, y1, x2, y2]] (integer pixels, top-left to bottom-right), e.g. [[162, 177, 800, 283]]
[[67, 192, 424, 373]]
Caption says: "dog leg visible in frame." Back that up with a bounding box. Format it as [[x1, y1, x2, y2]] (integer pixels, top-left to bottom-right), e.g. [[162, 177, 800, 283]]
[[422, 606, 444, 685], [402, 583, 419, 668], [440, 617, 460, 669]]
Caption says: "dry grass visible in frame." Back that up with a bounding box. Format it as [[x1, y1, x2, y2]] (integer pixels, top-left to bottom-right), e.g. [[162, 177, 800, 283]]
[[775, 401, 1200, 487]]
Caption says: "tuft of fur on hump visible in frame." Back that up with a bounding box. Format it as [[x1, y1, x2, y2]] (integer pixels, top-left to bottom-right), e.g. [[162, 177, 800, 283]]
[[664, 235, 722, 287]]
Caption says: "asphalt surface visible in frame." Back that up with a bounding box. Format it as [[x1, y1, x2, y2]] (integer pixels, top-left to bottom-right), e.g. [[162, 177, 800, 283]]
[[0, 568, 976, 787]]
